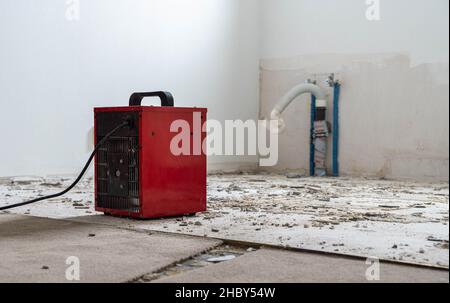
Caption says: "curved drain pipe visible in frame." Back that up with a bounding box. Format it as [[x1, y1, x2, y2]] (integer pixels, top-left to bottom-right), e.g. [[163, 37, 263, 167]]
[[270, 83, 329, 177], [270, 83, 327, 127]]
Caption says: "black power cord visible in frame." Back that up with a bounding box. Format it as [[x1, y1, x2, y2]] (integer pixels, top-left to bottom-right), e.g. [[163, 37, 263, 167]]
[[0, 121, 130, 211]]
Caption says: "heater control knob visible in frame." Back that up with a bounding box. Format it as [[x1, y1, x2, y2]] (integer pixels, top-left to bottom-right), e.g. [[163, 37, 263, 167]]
[[115, 170, 121, 177]]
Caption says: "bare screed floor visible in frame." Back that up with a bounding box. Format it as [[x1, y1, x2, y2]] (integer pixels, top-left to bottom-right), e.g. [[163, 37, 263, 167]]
[[0, 173, 448, 268]]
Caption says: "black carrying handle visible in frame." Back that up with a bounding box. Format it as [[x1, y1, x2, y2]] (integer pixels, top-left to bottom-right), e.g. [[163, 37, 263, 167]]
[[129, 91, 174, 107]]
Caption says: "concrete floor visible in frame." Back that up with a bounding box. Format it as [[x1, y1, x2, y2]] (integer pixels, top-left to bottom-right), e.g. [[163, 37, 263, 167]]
[[155, 248, 449, 283], [0, 214, 221, 283], [4, 174, 446, 267], [0, 173, 448, 282], [0, 214, 448, 283]]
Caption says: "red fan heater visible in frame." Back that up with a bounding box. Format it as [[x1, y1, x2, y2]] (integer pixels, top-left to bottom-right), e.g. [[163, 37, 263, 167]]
[[94, 92, 207, 219]]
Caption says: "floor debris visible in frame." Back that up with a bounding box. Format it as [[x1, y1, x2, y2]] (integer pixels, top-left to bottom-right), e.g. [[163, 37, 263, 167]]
[[1, 173, 448, 268]]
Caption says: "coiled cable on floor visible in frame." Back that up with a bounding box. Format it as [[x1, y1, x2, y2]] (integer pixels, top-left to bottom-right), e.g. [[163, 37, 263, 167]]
[[0, 121, 130, 211]]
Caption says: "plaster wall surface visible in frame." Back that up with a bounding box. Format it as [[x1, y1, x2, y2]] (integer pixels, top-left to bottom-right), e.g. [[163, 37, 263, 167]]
[[0, 0, 260, 177], [260, 54, 449, 181], [259, 0, 449, 181]]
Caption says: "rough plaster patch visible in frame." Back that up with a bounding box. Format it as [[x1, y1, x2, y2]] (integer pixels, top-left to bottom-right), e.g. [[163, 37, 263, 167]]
[[259, 53, 449, 181]]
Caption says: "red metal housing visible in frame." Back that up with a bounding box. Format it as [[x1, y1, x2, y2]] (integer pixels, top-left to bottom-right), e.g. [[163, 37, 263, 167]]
[[94, 92, 207, 219]]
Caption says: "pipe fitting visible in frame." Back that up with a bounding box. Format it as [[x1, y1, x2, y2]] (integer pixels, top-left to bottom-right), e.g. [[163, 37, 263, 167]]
[[270, 83, 327, 132]]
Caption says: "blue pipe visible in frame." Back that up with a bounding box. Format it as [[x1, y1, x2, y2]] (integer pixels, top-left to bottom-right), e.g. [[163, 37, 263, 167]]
[[332, 83, 341, 177], [310, 95, 316, 176]]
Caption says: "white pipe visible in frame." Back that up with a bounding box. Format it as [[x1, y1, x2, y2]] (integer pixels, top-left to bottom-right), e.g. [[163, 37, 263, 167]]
[[269, 83, 328, 175], [270, 83, 327, 124], [269, 83, 327, 134]]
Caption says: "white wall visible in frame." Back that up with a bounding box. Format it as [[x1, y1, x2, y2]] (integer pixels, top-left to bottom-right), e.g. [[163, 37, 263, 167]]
[[260, 0, 449, 65], [259, 0, 449, 181], [0, 0, 260, 177], [1, 0, 448, 181]]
